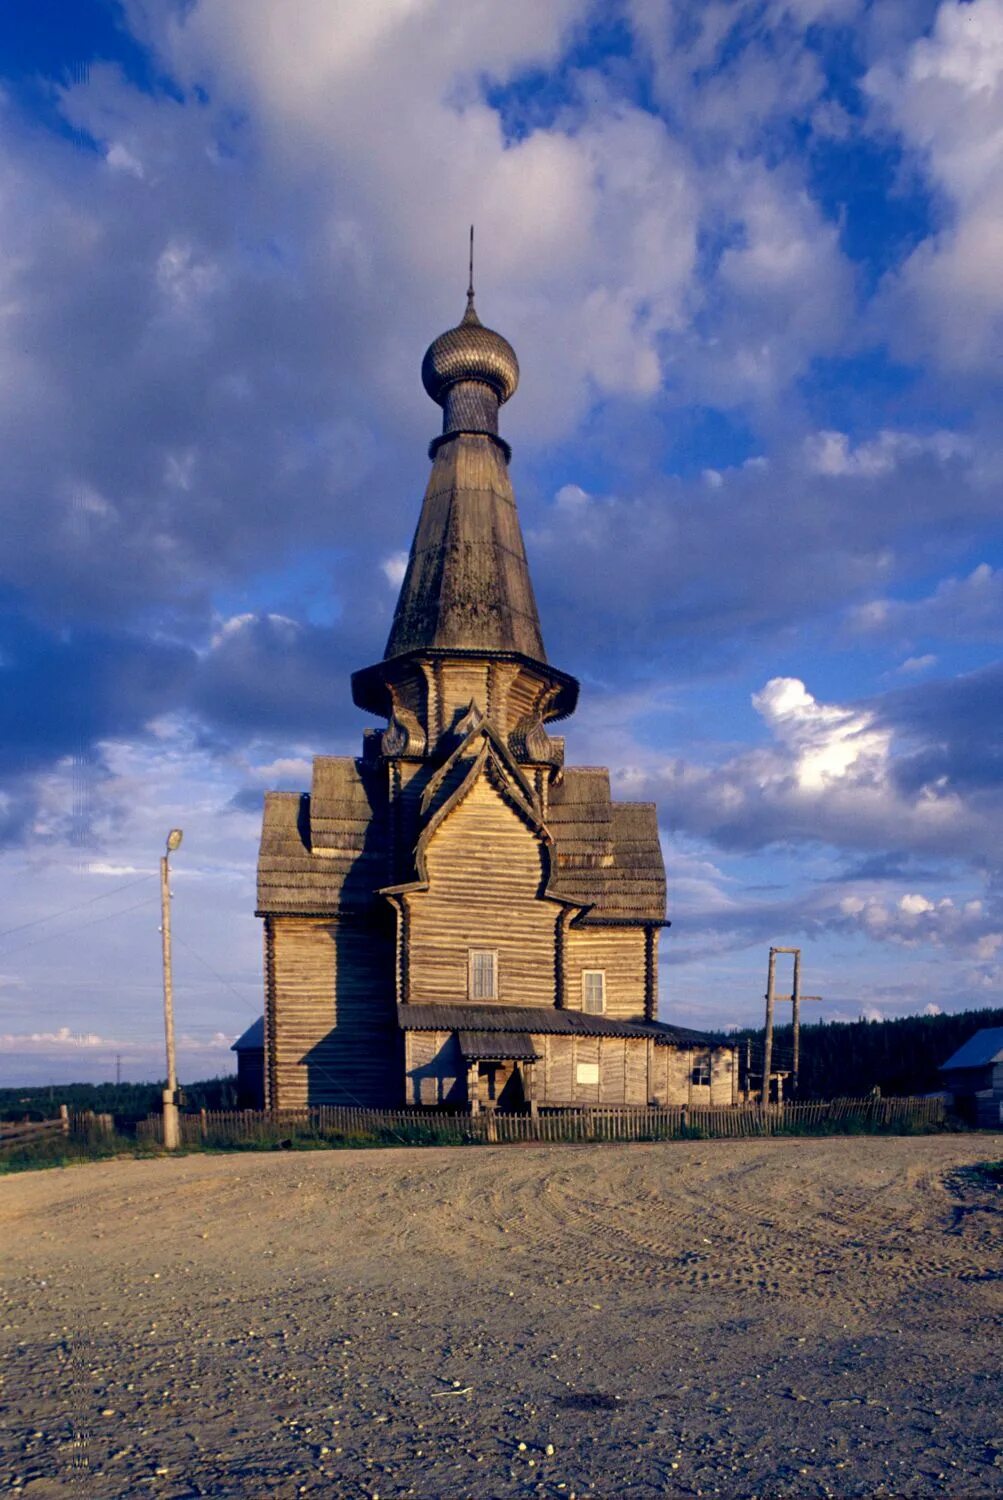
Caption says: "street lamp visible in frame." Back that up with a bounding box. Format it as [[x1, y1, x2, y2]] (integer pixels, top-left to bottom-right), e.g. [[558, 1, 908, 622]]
[[160, 829, 183, 1149]]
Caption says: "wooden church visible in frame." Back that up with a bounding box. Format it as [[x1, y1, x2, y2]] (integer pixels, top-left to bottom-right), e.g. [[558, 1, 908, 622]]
[[257, 273, 738, 1112]]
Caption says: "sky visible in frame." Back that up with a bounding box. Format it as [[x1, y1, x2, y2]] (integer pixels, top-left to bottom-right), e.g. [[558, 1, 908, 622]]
[[1, 0, 1002, 1085]]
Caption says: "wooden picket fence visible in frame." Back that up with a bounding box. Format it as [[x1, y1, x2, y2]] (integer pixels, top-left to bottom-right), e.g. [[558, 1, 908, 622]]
[[136, 1094, 946, 1148], [0, 1107, 115, 1152]]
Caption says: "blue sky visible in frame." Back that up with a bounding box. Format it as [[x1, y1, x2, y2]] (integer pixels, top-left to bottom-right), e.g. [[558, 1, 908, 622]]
[[2, 0, 1002, 1084]]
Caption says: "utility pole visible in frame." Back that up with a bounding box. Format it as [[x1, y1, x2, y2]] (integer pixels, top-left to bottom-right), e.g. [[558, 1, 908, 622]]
[[160, 829, 183, 1150], [115, 1053, 121, 1087], [762, 945, 822, 1099], [761, 947, 777, 1105]]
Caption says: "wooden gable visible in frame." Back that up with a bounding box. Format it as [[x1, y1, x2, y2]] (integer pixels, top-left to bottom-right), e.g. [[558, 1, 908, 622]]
[[404, 757, 562, 1009]]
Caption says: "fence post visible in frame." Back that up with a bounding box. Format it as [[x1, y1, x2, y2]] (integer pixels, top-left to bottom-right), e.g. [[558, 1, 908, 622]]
[[59, 1104, 70, 1135]]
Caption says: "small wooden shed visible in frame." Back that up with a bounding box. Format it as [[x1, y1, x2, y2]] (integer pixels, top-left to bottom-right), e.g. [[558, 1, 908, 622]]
[[231, 1017, 266, 1110], [939, 1028, 1003, 1127]]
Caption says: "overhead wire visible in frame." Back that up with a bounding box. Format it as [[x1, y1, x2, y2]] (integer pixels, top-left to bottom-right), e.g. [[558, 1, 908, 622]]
[[0, 872, 155, 942], [0, 892, 160, 961]]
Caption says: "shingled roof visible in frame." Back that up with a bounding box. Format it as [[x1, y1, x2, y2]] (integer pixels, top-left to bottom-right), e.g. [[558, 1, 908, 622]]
[[384, 435, 546, 662], [398, 1002, 720, 1048], [940, 1028, 1003, 1071], [548, 768, 666, 922], [257, 747, 666, 923], [256, 757, 389, 916]]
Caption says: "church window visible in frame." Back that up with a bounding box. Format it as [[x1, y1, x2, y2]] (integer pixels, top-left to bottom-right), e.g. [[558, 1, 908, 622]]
[[691, 1054, 711, 1086], [582, 969, 606, 1014], [469, 949, 497, 1000]]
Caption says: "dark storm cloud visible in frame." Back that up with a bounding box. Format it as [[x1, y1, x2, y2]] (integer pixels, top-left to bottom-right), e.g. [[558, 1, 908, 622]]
[[0, 74, 427, 631], [0, 594, 192, 775], [527, 439, 992, 683], [825, 852, 948, 883], [190, 613, 370, 742], [876, 660, 1003, 796]]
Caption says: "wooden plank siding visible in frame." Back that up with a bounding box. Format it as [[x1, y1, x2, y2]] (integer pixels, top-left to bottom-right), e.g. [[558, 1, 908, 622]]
[[407, 777, 560, 1007], [405, 1029, 466, 1107], [397, 1024, 740, 1109]]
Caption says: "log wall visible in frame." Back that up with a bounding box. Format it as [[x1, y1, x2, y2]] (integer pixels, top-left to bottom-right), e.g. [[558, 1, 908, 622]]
[[397, 1030, 740, 1108], [563, 926, 647, 1019], [269, 916, 398, 1108]]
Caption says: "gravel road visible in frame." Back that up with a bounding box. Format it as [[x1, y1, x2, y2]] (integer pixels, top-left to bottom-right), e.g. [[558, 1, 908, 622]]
[[1, 1135, 1001, 1497]]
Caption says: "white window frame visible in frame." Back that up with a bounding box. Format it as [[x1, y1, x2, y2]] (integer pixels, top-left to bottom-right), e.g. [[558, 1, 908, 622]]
[[581, 969, 606, 1014], [468, 948, 498, 1001], [690, 1053, 711, 1087]]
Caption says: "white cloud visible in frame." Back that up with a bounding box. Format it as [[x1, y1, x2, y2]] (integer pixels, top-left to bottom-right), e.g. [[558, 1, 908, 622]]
[[804, 428, 969, 478], [380, 551, 409, 588], [850, 563, 1003, 643], [751, 676, 891, 791], [210, 613, 299, 650], [835, 889, 1003, 957], [867, 0, 1003, 372], [105, 142, 144, 178], [554, 483, 590, 510], [896, 655, 938, 675]]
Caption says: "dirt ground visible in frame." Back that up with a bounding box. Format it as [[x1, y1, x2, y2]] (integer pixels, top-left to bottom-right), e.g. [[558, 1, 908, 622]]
[[1, 1136, 1001, 1499]]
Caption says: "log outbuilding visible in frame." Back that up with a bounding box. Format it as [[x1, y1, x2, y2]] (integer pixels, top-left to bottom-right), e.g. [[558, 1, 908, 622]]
[[256, 280, 738, 1111], [939, 1027, 1003, 1127]]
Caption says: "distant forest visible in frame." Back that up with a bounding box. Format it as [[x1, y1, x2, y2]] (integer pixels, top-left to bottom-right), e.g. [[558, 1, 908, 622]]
[[712, 1004, 1003, 1098], [0, 1074, 239, 1121], [2, 1006, 1001, 1117]]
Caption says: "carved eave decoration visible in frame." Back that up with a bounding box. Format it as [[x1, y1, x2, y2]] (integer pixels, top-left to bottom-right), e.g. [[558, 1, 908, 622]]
[[378, 718, 586, 916], [350, 647, 580, 729]]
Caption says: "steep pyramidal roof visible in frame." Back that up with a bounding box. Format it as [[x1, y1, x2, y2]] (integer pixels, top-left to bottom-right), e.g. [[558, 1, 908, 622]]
[[384, 433, 546, 659], [383, 287, 547, 664]]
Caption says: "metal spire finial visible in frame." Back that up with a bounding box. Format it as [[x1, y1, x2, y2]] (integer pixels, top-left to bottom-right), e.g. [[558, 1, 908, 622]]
[[458, 222, 479, 322]]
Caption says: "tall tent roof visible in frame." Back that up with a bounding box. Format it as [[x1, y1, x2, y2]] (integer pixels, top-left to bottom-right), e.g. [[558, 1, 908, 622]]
[[383, 432, 546, 660]]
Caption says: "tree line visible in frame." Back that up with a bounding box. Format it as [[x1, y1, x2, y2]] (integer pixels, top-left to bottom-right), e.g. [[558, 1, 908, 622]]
[[0, 1074, 240, 1122], [713, 1004, 1003, 1098]]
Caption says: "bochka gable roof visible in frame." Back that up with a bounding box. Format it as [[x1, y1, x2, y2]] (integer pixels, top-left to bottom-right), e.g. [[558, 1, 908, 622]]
[[939, 1027, 1003, 1071], [257, 744, 666, 925], [547, 768, 666, 922], [398, 1003, 723, 1049], [256, 756, 389, 916]]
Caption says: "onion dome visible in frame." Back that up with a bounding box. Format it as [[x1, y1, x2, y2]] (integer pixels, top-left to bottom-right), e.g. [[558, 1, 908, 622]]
[[421, 292, 519, 408]]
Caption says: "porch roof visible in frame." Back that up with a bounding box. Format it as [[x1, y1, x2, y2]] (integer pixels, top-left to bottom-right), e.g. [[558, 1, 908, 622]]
[[457, 1029, 539, 1062], [397, 1002, 723, 1048], [458, 1032, 539, 1068]]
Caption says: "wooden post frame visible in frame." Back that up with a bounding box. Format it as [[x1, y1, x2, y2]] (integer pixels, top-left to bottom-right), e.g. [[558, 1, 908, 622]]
[[761, 946, 777, 1105]]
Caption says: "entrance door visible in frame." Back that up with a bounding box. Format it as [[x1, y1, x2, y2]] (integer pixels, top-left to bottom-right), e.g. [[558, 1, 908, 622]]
[[478, 1061, 525, 1111]]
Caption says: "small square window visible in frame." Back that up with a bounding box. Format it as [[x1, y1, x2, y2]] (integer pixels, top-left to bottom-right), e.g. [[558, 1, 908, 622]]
[[582, 969, 606, 1014], [469, 949, 497, 1000], [691, 1054, 711, 1087]]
